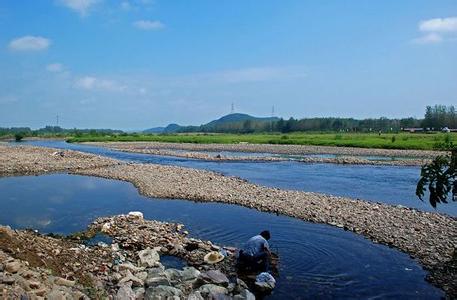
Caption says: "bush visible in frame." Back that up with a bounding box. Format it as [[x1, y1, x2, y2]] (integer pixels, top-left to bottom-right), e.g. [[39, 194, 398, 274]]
[[14, 133, 24, 141], [391, 135, 396, 143]]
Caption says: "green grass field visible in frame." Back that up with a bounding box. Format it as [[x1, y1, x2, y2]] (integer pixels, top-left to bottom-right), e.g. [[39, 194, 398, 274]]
[[67, 132, 456, 151]]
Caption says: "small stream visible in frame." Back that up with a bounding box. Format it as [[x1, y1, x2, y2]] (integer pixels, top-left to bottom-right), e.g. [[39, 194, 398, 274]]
[[18, 140, 457, 216], [0, 174, 444, 299]]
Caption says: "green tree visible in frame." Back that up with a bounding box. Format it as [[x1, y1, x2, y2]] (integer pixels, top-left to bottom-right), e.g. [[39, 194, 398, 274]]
[[416, 149, 456, 208]]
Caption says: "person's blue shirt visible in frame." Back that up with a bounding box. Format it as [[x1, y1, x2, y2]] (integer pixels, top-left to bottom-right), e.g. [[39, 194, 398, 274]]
[[243, 234, 270, 256]]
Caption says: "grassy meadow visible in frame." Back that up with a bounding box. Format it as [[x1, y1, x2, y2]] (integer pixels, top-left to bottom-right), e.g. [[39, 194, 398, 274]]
[[67, 132, 456, 151]]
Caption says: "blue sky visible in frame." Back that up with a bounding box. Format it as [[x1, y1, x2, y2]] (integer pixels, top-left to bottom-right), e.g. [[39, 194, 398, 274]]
[[0, 1, 456, 130]]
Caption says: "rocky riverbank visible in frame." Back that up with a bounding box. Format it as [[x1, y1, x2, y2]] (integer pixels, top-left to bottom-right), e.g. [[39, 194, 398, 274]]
[[0, 144, 119, 177], [0, 143, 456, 297], [0, 213, 255, 299], [84, 142, 440, 166]]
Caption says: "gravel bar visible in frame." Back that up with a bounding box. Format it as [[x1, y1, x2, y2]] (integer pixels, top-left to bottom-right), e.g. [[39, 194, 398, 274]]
[[84, 142, 444, 166]]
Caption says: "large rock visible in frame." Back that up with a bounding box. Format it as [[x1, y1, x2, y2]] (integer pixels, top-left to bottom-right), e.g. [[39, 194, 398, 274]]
[[234, 289, 256, 300], [187, 291, 205, 300], [138, 248, 160, 267], [198, 270, 229, 287], [119, 270, 144, 287], [116, 283, 136, 300], [144, 285, 183, 300], [181, 267, 200, 282], [198, 284, 228, 297], [164, 268, 182, 284], [145, 269, 170, 287]]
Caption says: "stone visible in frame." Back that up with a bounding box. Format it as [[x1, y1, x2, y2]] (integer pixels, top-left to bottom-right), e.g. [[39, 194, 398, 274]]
[[198, 284, 228, 296], [28, 280, 41, 289], [54, 277, 75, 287], [144, 285, 183, 300], [5, 261, 21, 273], [101, 223, 111, 233], [136, 271, 148, 281], [164, 268, 182, 284], [128, 211, 144, 220], [198, 270, 229, 287], [181, 267, 200, 282], [145, 272, 170, 288], [119, 262, 144, 273], [133, 287, 145, 299], [119, 270, 144, 287], [138, 248, 160, 267], [116, 283, 136, 300], [233, 289, 256, 300], [47, 290, 66, 300], [187, 291, 205, 300]]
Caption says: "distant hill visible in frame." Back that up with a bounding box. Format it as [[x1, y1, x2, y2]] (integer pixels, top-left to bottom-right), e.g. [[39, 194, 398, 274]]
[[143, 127, 165, 133], [143, 113, 279, 133], [205, 113, 277, 126]]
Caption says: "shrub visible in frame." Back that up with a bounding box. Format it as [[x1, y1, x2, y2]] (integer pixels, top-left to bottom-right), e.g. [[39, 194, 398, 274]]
[[14, 133, 24, 141]]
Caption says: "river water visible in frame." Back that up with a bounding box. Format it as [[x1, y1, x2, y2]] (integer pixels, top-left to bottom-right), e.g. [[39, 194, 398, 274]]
[[0, 174, 444, 299], [19, 140, 457, 216]]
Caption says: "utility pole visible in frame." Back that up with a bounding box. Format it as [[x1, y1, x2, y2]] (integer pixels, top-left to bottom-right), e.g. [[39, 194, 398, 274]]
[[56, 114, 59, 127], [271, 105, 275, 132], [231, 102, 235, 114]]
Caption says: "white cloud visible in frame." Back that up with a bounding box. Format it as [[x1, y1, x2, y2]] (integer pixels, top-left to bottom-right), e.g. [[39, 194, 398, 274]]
[[133, 20, 164, 30], [58, 0, 100, 16], [46, 63, 64, 72], [74, 76, 126, 92], [419, 17, 457, 33], [414, 17, 457, 44], [8, 36, 50, 51]]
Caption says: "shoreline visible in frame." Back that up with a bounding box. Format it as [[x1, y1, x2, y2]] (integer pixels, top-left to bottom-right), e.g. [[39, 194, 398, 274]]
[[84, 141, 443, 166], [0, 214, 253, 299], [0, 143, 456, 297]]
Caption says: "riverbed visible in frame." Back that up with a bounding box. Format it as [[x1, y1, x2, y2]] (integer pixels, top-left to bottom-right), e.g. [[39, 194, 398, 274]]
[[0, 174, 444, 299], [18, 140, 457, 216]]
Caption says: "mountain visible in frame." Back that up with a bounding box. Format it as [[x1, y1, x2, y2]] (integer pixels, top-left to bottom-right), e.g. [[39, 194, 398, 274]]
[[143, 113, 279, 133], [205, 113, 278, 126], [143, 127, 165, 133]]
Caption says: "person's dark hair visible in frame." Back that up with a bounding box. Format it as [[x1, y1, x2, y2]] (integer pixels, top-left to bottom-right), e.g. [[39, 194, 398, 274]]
[[260, 230, 271, 240]]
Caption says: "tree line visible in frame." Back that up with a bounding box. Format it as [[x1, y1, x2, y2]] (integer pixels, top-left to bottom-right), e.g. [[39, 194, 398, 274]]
[[175, 105, 456, 134]]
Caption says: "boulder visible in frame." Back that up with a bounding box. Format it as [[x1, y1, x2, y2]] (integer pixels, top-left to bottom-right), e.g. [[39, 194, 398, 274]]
[[233, 289, 256, 300], [198, 270, 229, 287], [145, 270, 170, 288], [198, 284, 228, 297], [116, 283, 136, 300], [119, 270, 144, 287], [187, 291, 205, 300], [164, 268, 182, 284], [181, 267, 200, 282], [138, 248, 160, 267], [144, 285, 183, 300]]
